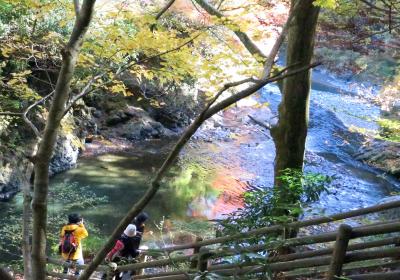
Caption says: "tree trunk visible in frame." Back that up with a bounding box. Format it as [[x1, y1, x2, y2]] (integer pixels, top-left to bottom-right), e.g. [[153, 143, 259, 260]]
[[270, 1, 320, 247], [22, 142, 40, 280], [22, 161, 34, 280], [30, 1, 96, 279], [271, 0, 320, 184]]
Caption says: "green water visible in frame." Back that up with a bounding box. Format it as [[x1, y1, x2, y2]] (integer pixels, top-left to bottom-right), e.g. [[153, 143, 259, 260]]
[[1, 135, 254, 262], [50, 144, 220, 235]]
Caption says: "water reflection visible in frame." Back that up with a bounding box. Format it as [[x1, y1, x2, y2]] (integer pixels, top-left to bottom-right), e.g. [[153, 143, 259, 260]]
[[50, 144, 247, 235]]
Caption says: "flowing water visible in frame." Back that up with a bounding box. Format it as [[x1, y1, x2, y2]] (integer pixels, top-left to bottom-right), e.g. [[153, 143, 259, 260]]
[[50, 69, 399, 233], [1, 69, 399, 261]]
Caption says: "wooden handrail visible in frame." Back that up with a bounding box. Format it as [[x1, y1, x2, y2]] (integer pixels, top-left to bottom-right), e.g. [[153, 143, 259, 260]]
[[150, 200, 400, 252], [117, 220, 400, 272], [283, 260, 400, 279], [136, 262, 400, 280], [207, 247, 400, 276], [348, 270, 400, 280], [130, 247, 400, 279], [45, 201, 400, 278], [209, 236, 400, 272]]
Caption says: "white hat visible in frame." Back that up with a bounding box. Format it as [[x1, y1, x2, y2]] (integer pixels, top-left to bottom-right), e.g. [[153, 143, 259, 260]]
[[124, 224, 137, 237]]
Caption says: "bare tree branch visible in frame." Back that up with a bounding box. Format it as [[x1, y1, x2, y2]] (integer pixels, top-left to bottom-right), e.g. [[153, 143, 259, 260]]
[[204, 62, 321, 119], [0, 112, 23, 116], [155, 0, 176, 20], [22, 91, 54, 138], [190, 0, 301, 79], [352, 22, 400, 43], [62, 73, 104, 117], [193, 0, 267, 60], [248, 115, 271, 130], [359, 0, 392, 12], [121, 33, 201, 73], [262, 0, 301, 78], [0, 91, 54, 138]]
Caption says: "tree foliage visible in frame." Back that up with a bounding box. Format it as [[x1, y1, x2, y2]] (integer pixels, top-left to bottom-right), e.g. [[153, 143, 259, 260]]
[[219, 169, 332, 240]]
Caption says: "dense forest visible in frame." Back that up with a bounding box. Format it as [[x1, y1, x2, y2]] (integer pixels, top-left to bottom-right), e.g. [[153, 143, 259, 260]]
[[0, 0, 399, 279]]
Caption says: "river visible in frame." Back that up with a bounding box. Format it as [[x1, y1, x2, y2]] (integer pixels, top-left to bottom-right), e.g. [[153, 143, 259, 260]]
[[0, 69, 399, 261], [51, 68, 400, 235]]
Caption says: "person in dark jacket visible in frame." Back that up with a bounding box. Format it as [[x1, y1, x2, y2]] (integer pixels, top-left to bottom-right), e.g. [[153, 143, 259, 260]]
[[106, 224, 138, 261], [104, 224, 139, 280], [132, 212, 149, 237]]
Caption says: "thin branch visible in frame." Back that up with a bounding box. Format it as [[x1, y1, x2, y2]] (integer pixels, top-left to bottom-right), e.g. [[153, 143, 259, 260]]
[[359, 0, 392, 12], [0, 112, 23, 116], [352, 23, 400, 43], [193, 0, 267, 60], [269, 62, 302, 79], [121, 33, 201, 73], [262, 0, 302, 78], [248, 115, 271, 130], [204, 62, 322, 120], [217, 0, 226, 9], [192, 0, 301, 78], [22, 91, 54, 138], [59, 34, 202, 121], [0, 91, 54, 137], [155, 0, 176, 20], [62, 73, 104, 117]]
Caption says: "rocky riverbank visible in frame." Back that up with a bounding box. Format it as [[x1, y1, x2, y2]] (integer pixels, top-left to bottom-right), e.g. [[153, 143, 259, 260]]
[[0, 75, 201, 201]]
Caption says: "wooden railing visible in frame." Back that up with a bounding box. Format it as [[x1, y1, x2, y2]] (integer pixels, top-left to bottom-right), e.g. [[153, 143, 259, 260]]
[[46, 200, 400, 279]]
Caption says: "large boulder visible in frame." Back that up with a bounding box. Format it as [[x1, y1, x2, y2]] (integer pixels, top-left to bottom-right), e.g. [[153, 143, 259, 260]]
[[49, 134, 82, 176], [101, 106, 176, 141], [0, 160, 23, 201]]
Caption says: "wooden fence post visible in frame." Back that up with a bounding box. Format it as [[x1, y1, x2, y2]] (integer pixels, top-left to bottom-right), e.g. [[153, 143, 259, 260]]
[[328, 224, 353, 280], [197, 247, 213, 273], [191, 237, 203, 269]]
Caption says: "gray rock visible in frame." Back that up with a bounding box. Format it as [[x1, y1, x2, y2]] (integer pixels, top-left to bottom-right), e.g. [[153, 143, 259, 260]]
[[103, 105, 177, 141], [0, 158, 24, 201], [106, 111, 131, 126], [49, 135, 81, 176]]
